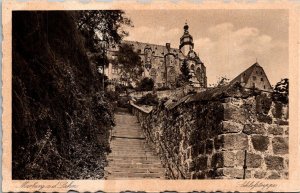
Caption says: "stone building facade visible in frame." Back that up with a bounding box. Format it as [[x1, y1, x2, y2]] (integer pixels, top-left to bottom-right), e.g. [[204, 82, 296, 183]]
[[105, 23, 207, 89]]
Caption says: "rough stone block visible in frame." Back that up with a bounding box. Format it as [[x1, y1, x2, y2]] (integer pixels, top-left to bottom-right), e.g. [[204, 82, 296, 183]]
[[272, 137, 288, 155], [223, 103, 249, 123], [216, 168, 251, 179], [214, 136, 223, 150], [254, 171, 267, 179], [251, 135, 269, 152], [222, 133, 248, 150], [191, 142, 205, 157], [274, 119, 289, 125], [265, 156, 284, 170], [211, 151, 235, 168], [221, 121, 243, 133], [268, 125, 284, 135], [236, 151, 262, 168], [243, 123, 266, 135], [206, 139, 214, 154], [284, 126, 289, 135], [191, 171, 206, 179], [257, 113, 273, 124], [192, 156, 208, 171], [267, 171, 281, 179]]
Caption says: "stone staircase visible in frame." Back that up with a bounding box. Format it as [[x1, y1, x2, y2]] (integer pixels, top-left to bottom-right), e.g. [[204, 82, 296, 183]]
[[104, 109, 165, 179]]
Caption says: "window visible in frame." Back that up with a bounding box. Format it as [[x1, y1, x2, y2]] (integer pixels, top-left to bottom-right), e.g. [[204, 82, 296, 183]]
[[261, 72, 263, 75], [261, 78, 263, 81], [253, 83, 255, 88], [264, 85, 266, 89], [191, 64, 195, 71], [253, 76, 256, 81]]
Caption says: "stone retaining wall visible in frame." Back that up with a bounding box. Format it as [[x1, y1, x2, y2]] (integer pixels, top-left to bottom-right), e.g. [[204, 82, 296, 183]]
[[131, 95, 289, 179]]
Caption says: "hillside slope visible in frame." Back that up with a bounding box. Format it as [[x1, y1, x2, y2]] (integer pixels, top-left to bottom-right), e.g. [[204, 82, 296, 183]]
[[12, 11, 114, 179]]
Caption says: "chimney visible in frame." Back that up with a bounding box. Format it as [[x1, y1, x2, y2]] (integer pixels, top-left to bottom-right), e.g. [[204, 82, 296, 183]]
[[166, 43, 171, 51]]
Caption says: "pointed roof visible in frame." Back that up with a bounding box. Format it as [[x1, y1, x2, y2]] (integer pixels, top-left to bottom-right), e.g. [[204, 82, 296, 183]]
[[229, 62, 272, 91], [230, 62, 258, 84]]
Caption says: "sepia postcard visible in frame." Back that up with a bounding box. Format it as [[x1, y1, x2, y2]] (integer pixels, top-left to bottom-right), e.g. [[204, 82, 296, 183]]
[[2, 0, 300, 192]]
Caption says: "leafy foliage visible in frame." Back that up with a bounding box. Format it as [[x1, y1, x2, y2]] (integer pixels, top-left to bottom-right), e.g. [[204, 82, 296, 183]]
[[177, 60, 191, 87], [136, 93, 159, 106], [114, 43, 143, 85], [75, 10, 132, 52], [12, 11, 115, 179], [137, 77, 154, 91], [209, 76, 230, 87], [272, 78, 289, 104]]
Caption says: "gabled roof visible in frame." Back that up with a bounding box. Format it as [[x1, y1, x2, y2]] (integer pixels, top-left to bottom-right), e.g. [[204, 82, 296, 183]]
[[230, 62, 260, 85], [229, 62, 273, 92]]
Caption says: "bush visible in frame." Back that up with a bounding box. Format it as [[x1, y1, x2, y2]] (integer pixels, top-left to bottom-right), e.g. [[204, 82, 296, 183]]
[[272, 78, 288, 104], [105, 91, 119, 102], [156, 86, 170, 91], [136, 93, 159, 106], [117, 95, 131, 108], [136, 77, 154, 91]]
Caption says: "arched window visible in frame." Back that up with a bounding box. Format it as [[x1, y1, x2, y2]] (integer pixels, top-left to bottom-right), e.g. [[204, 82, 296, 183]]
[[168, 67, 176, 83], [191, 64, 195, 71], [196, 68, 201, 81], [150, 68, 157, 80]]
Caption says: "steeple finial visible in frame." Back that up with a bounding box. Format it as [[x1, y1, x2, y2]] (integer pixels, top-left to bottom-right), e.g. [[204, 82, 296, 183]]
[[184, 21, 189, 32]]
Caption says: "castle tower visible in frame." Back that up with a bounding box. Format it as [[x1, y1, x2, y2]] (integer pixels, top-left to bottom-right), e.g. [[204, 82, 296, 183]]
[[179, 22, 194, 56]]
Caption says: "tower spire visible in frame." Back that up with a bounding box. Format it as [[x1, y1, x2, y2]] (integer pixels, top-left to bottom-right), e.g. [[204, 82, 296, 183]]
[[184, 21, 189, 32]]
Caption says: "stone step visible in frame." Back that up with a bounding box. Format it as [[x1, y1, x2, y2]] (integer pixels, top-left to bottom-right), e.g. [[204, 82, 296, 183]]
[[110, 144, 149, 148], [111, 139, 146, 142], [108, 160, 162, 165], [107, 163, 164, 169], [108, 153, 157, 157], [109, 149, 154, 153], [112, 133, 144, 136], [108, 155, 159, 160], [110, 141, 148, 145], [105, 176, 163, 180], [106, 172, 164, 178], [108, 157, 161, 162], [105, 167, 165, 173], [106, 111, 165, 179]]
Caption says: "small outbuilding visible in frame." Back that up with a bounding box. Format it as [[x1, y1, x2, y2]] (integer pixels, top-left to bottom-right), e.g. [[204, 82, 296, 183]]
[[230, 62, 273, 92]]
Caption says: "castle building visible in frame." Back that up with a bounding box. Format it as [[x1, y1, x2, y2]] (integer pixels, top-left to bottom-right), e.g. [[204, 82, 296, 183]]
[[105, 23, 207, 89], [230, 62, 273, 92]]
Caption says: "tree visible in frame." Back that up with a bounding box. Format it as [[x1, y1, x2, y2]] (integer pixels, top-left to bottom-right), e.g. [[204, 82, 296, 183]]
[[74, 10, 132, 90], [137, 77, 154, 91], [176, 60, 192, 87], [209, 76, 230, 87], [216, 76, 230, 87], [115, 43, 143, 85], [180, 59, 192, 82], [74, 10, 132, 52], [272, 78, 289, 104]]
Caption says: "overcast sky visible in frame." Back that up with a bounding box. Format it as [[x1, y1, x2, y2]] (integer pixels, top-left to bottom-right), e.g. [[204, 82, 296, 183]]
[[123, 9, 288, 86]]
